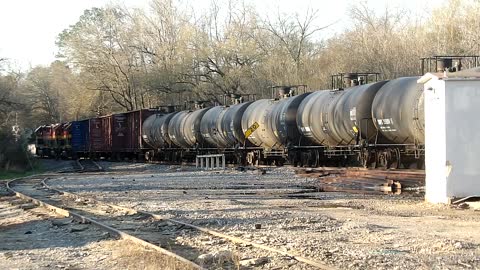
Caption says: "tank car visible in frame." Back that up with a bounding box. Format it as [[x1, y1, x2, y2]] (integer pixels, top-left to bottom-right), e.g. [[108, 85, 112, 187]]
[[196, 102, 254, 164], [143, 112, 178, 149], [200, 106, 230, 148], [241, 90, 310, 165], [369, 76, 424, 168], [168, 107, 212, 150], [241, 99, 276, 149], [219, 101, 253, 147], [372, 77, 424, 144], [297, 81, 387, 147], [294, 81, 387, 166]]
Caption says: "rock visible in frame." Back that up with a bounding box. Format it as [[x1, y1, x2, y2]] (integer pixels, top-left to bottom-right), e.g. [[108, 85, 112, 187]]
[[255, 169, 266, 175], [458, 261, 473, 268], [329, 247, 339, 253], [198, 250, 234, 265], [465, 201, 480, 210], [348, 262, 359, 268], [3, 252, 13, 259], [51, 218, 72, 227], [19, 203, 36, 210], [454, 242, 463, 249], [239, 257, 270, 267], [212, 250, 234, 263], [197, 253, 214, 264], [236, 166, 246, 172], [69, 225, 89, 233]]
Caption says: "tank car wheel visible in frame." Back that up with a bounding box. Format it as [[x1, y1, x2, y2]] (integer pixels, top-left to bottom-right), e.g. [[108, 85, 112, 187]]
[[297, 154, 304, 167], [359, 150, 370, 168], [287, 152, 295, 167], [416, 158, 425, 170], [368, 151, 377, 168], [313, 150, 320, 167], [389, 148, 401, 169], [246, 152, 255, 165], [379, 152, 389, 169], [144, 152, 151, 162], [291, 155, 298, 167], [298, 153, 306, 167]]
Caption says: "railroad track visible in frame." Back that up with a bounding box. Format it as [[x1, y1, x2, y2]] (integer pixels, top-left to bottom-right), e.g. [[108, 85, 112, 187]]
[[71, 159, 104, 172], [5, 173, 336, 270]]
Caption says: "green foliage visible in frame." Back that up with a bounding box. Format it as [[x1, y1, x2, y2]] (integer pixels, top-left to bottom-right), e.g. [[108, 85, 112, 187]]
[[0, 129, 35, 173]]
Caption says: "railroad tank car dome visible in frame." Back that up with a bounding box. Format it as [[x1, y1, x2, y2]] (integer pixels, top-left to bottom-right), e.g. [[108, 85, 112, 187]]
[[142, 112, 178, 149], [371, 76, 424, 144]]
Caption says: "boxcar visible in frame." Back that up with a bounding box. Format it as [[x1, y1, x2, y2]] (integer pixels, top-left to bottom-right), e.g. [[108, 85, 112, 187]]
[[89, 116, 111, 157], [111, 113, 128, 157], [122, 109, 158, 159], [71, 120, 89, 157]]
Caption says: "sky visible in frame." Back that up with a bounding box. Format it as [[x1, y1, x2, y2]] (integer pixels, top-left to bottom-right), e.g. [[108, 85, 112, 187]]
[[0, 0, 443, 70]]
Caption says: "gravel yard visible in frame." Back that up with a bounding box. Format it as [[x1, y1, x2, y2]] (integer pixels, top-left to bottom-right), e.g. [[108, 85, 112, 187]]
[[45, 161, 480, 270]]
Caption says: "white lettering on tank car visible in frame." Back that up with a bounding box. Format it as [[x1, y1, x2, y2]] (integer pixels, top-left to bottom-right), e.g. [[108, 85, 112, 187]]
[[350, 107, 356, 121]]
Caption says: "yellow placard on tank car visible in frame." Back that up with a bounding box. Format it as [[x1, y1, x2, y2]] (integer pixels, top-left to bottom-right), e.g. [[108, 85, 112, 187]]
[[244, 122, 260, 139]]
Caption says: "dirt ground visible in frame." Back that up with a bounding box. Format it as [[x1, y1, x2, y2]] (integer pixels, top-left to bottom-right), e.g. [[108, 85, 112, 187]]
[[1, 161, 479, 269]]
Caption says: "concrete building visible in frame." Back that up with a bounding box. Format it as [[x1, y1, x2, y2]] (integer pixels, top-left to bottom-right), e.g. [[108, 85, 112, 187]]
[[419, 68, 480, 203]]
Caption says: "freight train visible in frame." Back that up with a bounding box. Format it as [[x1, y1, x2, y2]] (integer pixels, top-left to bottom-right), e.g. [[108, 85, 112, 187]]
[[34, 57, 479, 169]]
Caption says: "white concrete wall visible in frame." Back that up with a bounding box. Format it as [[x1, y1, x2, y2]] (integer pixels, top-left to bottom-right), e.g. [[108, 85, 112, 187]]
[[424, 79, 448, 203], [445, 80, 480, 198], [424, 77, 480, 203]]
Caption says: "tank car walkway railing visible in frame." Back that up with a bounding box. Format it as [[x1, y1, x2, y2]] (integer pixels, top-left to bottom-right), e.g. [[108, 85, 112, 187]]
[[195, 154, 226, 170]]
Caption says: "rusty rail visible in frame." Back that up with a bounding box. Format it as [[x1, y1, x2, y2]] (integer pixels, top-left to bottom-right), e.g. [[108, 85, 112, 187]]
[[6, 176, 204, 270]]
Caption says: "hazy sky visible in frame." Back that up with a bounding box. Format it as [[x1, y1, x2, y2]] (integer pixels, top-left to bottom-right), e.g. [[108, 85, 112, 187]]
[[0, 0, 442, 70]]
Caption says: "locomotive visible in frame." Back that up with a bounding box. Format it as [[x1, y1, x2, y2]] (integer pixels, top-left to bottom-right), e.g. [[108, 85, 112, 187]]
[[35, 56, 479, 168]]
